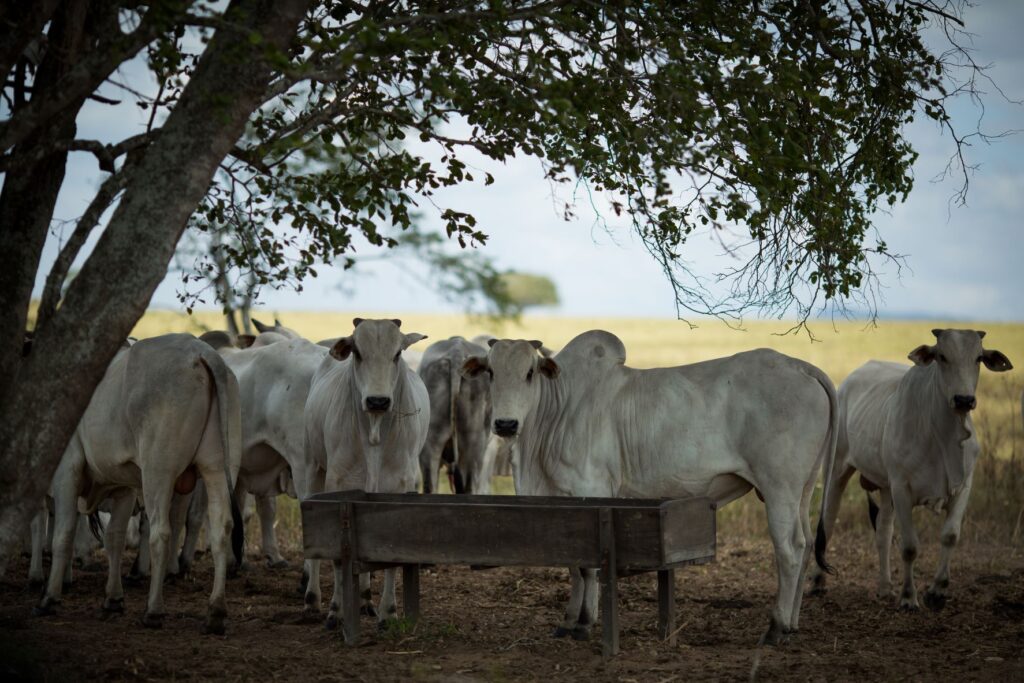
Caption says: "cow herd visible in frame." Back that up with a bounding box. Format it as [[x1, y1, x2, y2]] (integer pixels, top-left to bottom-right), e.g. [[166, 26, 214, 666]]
[[22, 319, 1013, 648]]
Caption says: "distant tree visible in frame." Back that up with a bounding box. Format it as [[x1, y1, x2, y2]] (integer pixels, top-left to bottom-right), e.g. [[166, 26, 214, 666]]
[[0, 0, 1004, 572], [499, 272, 559, 311]]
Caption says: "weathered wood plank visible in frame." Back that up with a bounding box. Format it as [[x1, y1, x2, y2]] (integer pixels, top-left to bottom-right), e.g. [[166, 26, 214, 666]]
[[402, 564, 420, 622], [340, 502, 359, 646]]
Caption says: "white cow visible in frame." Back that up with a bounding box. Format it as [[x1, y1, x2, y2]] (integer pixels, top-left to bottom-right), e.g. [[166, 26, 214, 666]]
[[303, 318, 430, 629], [462, 331, 838, 644], [33, 334, 242, 634], [812, 329, 1012, 610], [181, 336, 329, 571]]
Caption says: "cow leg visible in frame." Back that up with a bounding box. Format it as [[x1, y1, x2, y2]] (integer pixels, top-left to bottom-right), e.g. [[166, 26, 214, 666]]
[[179, 479, 207, 574], [359, 571, 376, 616], [377, 568, 398, 626], [576, 568, 599, 641], [762, 498, 806, 645], [891, 485, 920, 611], [230, 481, 250, 571], [140, 478, 173, 628], [873, 489, 896, 599], [196, 460, 234, 635], [924, 472, 973, 611], [292, 460, 325, 610], [257, 495, 287, 568], [102, 492, 136, 616], [417, 429, 448, 494], [809, 462, 856, 594], [35, 457, 83, 616], [28, 502, 47, 588], [130, 511, 151, 581], [166, 492, 191, 577], [554, 567, 586, 637]]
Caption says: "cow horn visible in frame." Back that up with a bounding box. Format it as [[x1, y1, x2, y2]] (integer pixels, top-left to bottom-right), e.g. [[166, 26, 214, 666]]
[[353, 317, 364, 327], [931, 328, 943, 339], [391, 319, 402, 329]]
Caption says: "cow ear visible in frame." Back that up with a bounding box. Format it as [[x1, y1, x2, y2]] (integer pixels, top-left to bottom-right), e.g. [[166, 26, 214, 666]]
[[352, 317, 364, 328], [330, 337, 355, 361], [236, 334, 256, 349], [391, 319, 402, 329], [528, 339, 544, 350], [981, 349, 1013, 372], [908, 344, 936, 366], [487, 338, 499, 348], [538, 356, 560, 379], [461, 355, 488, 379], [402, 332, 427, 349]]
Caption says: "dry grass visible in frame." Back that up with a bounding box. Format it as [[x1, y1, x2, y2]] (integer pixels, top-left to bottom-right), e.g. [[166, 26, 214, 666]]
[[136, 309, 1024, 551]]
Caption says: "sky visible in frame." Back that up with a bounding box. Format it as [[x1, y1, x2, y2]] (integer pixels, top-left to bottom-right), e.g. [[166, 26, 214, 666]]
[[33, 1, 1024, 323]]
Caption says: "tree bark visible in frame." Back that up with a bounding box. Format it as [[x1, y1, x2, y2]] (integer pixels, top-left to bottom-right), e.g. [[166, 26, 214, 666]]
[[0, 0, 93, 406], [0, 0, 312, 576]]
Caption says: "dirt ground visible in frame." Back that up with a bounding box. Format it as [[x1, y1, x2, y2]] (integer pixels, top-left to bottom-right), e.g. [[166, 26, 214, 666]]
[[2, 533, 1023, 682]]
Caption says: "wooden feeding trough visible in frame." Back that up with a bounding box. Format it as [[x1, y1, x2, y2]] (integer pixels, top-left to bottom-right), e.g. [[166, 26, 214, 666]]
[[301, 491, 716, 657]]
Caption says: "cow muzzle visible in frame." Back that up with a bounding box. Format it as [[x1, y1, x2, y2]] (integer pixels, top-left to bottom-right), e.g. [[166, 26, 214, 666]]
[[365, 395, 391, 413], [952, 394, 976, 413], [493, 418, 519, 437]]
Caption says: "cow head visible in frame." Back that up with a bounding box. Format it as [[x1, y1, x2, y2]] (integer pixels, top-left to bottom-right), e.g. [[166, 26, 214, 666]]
[[330, 318, 427, 442], [908, 329, 1012, 414], [461, 338, 559, 438]]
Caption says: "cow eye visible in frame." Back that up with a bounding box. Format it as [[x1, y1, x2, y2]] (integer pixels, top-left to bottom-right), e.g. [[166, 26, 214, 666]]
[[393, 351, 401, 363], [486, 368, 494, 379], [937, 353, 947, 363], [353, 348, 362, 362], [526, 368, 534, 381]]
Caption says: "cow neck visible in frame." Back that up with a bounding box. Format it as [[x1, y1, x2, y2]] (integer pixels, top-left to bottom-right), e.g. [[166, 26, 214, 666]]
[[919, 362, 973, 496], [518, 370, 570, 490]]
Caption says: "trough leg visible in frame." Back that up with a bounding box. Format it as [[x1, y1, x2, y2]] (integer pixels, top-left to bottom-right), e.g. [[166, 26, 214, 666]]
[[402, 564, 420, 622], [599, 508, 619, 658], [657, 569, 676, 644], [341, 560, 360, 645]]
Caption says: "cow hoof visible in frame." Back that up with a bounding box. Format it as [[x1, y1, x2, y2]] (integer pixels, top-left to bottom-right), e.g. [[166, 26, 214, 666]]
[[325, 614, 339, 631], [552, 625, 571, 638], [759, 617, 788, 647], [203, 609, 227, 636], [897, 601, 920, 613], [266, 558, 289, 570], [570, 626, 590, 641], [360, 604, 378, 618], [102, 598, 125, 615], [923, 590, 947, 612], [32, 602, 58, 617], [140, 611, 164, 629]]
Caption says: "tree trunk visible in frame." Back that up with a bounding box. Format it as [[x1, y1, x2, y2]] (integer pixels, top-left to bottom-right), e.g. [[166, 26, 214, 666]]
[[0, 0, 312, 576], [0, 0, 91, 404]]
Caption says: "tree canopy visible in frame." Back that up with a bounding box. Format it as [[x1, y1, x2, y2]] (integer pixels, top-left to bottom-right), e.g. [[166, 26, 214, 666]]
[[0, 0, 999, 570]]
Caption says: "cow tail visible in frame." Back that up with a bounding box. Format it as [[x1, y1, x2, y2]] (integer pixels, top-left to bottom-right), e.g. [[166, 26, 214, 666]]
[[448, 358, 463, 493], [811, 365, 839, 576], [199, 350, 245, 567], [88, 511, 105, 544]]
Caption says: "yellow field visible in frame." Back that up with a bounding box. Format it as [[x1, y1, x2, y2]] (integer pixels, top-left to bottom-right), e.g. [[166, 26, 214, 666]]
[[134, 309, 1024, 547]]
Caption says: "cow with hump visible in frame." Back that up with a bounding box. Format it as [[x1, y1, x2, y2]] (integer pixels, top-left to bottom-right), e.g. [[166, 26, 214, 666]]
[[302, 318, 430, 630], [33, 334, 243, 635], [462, 330, 839, 645], [812, 329, 1013, 611]]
